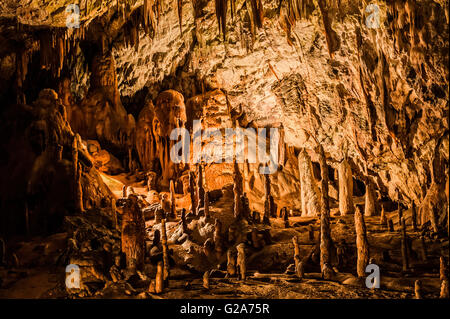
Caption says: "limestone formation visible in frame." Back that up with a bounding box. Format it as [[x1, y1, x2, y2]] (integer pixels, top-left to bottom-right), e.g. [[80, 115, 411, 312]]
[[111, 198, 118, 230], [441, 280, 449, 299], [308, 225, 315, 242], [121, 195, 146, 271], [196, 165, 205, 215], [122, 185, 127, 198], [411, 201, 418, 232], [203, 271, 210, 289], [76, 162, 84, 213], [355, 206, 369, 277], [161, 218, 170, 284], [338, 159, 354, 216], [295, 258, 304, 280], [415, 280, 423, 299], [364, 182, 376, 217], [233, 162, 244, 219], [227, 249, 237, 277], [380, 206, 387, 228], [181, 208, 188, 233], [155, 261, 164, 294], [420, 235, 428, 262], [188, 171, 196, 213], [400, 217, 409, 272], [236, 243, 246, 281], [440, 256, 448, 282], [204, 191, 210, 219], [282, 208, 289, 228], [387, 219, 394, 232], [169, 180, 176, 219], [318, 144, 332, 272], [298, 149, 321, 217]]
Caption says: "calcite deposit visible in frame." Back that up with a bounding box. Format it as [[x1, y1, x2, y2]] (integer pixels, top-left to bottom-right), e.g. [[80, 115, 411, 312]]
[[0, 0, 448, 300]]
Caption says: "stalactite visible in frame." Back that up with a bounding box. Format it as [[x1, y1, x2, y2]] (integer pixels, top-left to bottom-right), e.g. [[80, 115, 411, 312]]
[[355, 206, 369, 277], [317, 0, 340, 57], [215, 0, 228, 41], [177, 0, 183, 33]]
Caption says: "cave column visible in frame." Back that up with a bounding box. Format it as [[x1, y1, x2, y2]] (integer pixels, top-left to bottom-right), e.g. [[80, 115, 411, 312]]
[[364, 181, 376, 216], [298, 149, 321, 216], [339, 158, 354, 216], [318, 145, 332, 273]]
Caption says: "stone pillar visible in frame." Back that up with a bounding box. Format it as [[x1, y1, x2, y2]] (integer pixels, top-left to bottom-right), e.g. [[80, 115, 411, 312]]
[[380, 206, 387, 228], [181, 208, 187, 233], [400, 217, 409, 272], [318, 144, 332, 272], [411, 201, 418, 231], [76, 162, 84, 213], [204, 191, 210, 219], [189, 170, 196, 214], [161, 218, 170, 285], [111, 198, 118, 230], [122, 185, 127, 198], [233, 161, 243, 219], [298, 149, 321, 216], [355, 205, 369, 277], [169, 180, 176, 219], [283, 208, 289, 228], [196, 165, 205, 215], [338, 159, 354, 215], [203, 271, 210, 289]]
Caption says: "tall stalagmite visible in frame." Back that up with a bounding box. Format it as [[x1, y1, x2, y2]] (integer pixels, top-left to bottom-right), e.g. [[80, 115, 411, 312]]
[[355, 205, 369, 277], [298, 149, 321, 216], [339, 159, 354, 216]]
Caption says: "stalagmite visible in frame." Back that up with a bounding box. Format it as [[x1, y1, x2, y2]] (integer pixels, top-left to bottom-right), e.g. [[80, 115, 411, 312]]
[[155, 261, 164, 294], [181, 208, 188, 233], [56, 144, 63, 161], [227, 249, 237, 277], [233, 161, 243, 219], [318, 144, 332, 272], [76, 162, 84, 213], [295, 258, 304, 280], [169, 180, 176, 219], [400, 217, 409, 272], [387, 219, 394, 232], [161, 218, 170, 285], [380, 206, 387, 227], [440, 256, 447, 282], [213, 219, 224, 258], [364, 182, 376, 216], [298, 149, 321, 216], [204, 191, 210, 219], [252, 211, 260, 224], [263, 198, 270, 225], [338, 158, 354, 215], [411, 201, 418, 231], [189, 171, 196, 211], [203, 271, 210, 289], [415, 280, 422, 299], [122, 185, 127, 198], [292, 235, 302, 278], [283, 209, 289, 228], [236, 243, 246, 281], [420, 235, 428, 262], [121, 195, 146, 271], [355, 206, 369, 277], [241, 193, 251, 220], [441, 280, 449, 298], [111, 198, 118, 230], [308, 225, 314, 242], [196, 165, 205, 215], [155, 208, 164, 224]]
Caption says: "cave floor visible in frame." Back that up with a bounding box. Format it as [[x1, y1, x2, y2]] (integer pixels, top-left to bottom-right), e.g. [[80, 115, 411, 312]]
[[0, 171, 446, 299]]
